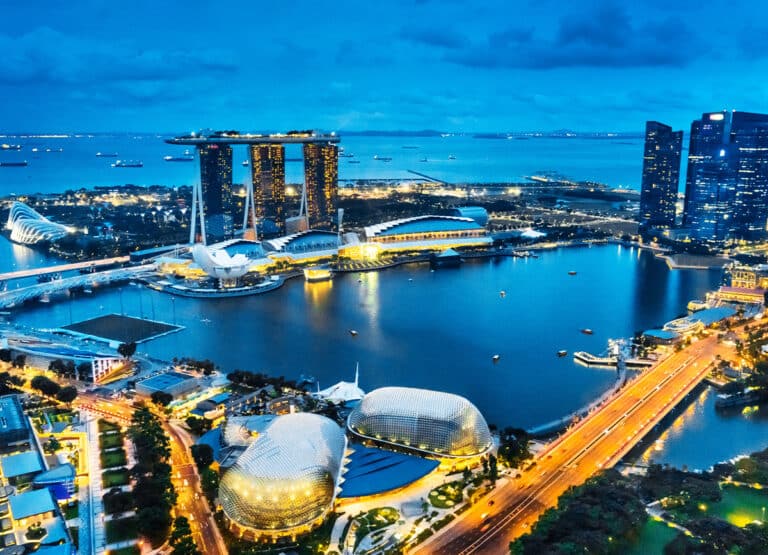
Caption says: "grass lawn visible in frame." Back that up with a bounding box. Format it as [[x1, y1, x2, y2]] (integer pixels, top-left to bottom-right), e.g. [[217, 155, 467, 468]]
[[429, 480, 465, 508], [701, 484, 768, 527], [105, 517, 138, 544], [107, 546, 140, 555], [626, 518, 678, 555], [100, 449, 128, 469], [62, 502, 79, 521], [102, 469, 129, 488], [99, 433, 124, 450], [98, 419, 121, 433]]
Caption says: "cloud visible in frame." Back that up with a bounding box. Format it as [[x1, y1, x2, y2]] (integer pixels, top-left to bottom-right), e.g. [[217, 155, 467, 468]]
[[399, 25, 468, 50], [443, 3, 704, 69], [0, 27, 237, 86]]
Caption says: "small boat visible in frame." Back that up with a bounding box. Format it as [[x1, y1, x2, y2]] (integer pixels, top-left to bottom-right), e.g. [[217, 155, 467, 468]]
[[0, 144, 21, 150], [492, 355, 501, 363], [420, 157, 428, 162], [96, 152, 119, 157], [448, 154, 456, 160], [408, 278, 413, 282], [349, 330, 359, 337], [557, 350, 568, 357], [31, 148, 39, 152], [304, 267, 333, 282], [348, 160, 361, 164], [373, 155, 392, 162], [499, 290, 506, 298], [242, 160, 249, 166], [83, 288, 93, 294], [581, 329, 594, 335]]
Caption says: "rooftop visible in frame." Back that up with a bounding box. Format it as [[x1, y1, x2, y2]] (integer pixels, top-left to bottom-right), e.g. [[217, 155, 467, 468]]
[[9, 488, 56, 520], [166, 132, 340, 146], [0, 451, 43, 479], [0, 396, 27, 437], [339, 445, 439, 498], [32, 464, 75, 485], [137, 371, 196, 393], [364, 215, 483, 238]]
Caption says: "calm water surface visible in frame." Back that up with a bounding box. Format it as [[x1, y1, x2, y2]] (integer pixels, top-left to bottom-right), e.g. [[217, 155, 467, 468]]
[[9, 244, 721, 429]]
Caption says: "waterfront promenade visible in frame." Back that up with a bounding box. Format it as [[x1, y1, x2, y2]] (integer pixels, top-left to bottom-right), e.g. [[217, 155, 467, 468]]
[[414, 326, 745, 554], [0, 256, 129, 281]]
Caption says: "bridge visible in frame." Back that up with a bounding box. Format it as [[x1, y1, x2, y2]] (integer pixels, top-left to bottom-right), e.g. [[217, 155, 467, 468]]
[[413, 329, 739, 554], [0, 256, 129, 282], [0, 264, 155, 309]]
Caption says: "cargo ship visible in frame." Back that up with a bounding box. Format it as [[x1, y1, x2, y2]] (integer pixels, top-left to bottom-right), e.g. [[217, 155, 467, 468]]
[[164, 150, 194, 162], [0, 161, 28, 167], [111, 160, 143, 168]]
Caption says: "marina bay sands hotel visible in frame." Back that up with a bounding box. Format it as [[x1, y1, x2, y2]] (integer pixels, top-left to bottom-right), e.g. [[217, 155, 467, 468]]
[[166, 130, 340, 242]]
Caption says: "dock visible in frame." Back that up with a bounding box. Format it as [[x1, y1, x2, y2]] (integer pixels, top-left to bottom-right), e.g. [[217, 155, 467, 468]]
[[573, 351, 653, 369]]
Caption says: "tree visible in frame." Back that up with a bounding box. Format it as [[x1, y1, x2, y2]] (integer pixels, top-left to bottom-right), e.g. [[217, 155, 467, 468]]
[[150, 391, 173, 407], [117, 342, 137, 359], [200, 467, 219, 500], [170, 516, 200, 555], [462, 467, 472, 483], [12, 354, 25, 369], [56, 386, 78, 404], [136, 505, 173, 548], [488, 454, 498, 483], [76, 362, 92, 381], [30, 375, 61, 397], [0, 349, 11, 363], [44, 437, 61, 454], [191, 444, 214, 470], [185, 416, 211, 436]]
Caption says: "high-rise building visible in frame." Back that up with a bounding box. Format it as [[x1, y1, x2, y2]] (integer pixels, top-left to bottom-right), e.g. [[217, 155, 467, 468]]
[[683, 111, 768, 241], [731, 112, 768, 238], [198, 143, 233, 241], [639, 121, 683, 229], [302, 143, 339, 229], [249, 144, 286, 234]]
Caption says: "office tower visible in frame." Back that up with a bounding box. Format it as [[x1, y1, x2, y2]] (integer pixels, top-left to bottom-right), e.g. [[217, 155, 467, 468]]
[[683, 111, 768, 241], [302, 143, 339, 229], [731, 112, 768, 238], [250, 144, 286, 234], [198, 143, 233, 241], [639, 121, 683, 228]]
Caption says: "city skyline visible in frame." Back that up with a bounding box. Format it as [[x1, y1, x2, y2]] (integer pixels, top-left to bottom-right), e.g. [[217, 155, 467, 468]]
[[2, 1, 768, 133]]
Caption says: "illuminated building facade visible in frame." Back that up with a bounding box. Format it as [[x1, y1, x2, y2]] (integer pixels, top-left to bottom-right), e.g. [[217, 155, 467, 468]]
[[639, 121, 682, 228], [303, 143, 339, 229], [683, 111, 768, 240], [218, 413, 346, 540], [198, 143, 234, 241], [347, 387, 493, 458], [250, 144, 286, 233]]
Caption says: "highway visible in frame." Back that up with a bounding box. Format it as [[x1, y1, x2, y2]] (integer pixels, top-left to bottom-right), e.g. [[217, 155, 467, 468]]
[[415, 330, 740, 554], [0, 256, 129, 281], [76, 395, 226, 554]]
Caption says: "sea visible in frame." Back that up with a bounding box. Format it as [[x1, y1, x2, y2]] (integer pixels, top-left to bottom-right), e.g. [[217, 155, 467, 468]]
[[0, 133, 644, 196]]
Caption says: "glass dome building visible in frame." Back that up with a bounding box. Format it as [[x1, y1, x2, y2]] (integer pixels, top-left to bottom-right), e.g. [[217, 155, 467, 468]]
[[218, 413, 346, 540], [347, 387, 493, 458]]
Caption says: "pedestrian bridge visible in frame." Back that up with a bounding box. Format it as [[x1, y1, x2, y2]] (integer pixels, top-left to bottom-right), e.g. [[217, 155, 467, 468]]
[[0, 264, 155, 309], [0, 256, 130, 282]]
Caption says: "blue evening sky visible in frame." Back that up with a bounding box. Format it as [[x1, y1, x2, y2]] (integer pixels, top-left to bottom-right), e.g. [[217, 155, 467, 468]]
[[1, 0, 766, 133]]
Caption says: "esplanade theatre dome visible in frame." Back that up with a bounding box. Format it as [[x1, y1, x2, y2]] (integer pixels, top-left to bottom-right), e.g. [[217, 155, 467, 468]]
[[347, 387, 493, 458], [218, 413, 346, 537]]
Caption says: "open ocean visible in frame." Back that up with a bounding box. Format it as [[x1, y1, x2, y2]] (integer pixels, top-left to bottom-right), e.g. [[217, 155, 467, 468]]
[[0, 133, 645, 196]]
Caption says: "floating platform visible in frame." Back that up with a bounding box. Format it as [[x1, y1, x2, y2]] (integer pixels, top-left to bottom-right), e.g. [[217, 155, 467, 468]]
[[573, 351, 653, 369]]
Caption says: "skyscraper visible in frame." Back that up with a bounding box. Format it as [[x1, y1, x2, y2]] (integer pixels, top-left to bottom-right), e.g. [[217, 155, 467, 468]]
[[302, 143, 339, 229], [639, 121, 683, 229], [250, 144, 286, 234], [198, 143, 233, 242], [731, 112, 768, 238], [683, 110, 768, 241]]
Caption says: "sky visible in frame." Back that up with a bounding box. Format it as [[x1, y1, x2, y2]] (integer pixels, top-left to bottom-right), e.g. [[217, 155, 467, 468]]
[[1, 0, 767, 133]]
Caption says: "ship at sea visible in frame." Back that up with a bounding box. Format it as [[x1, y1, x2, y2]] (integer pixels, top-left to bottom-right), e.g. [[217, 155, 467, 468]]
[[0, 144, 22, 150], [111, 160, 143, 168], [0, 161, 28, 167], [96, 152, 119, 157], [164, 149, 194, 162], [373, 155, 393, 162]]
